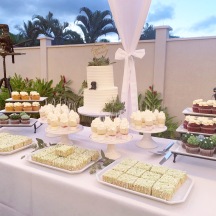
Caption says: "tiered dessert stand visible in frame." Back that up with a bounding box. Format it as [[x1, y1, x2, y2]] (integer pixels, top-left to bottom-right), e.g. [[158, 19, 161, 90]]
[[90, 134, 132, 160], [130, 126, 167, 149], [45, 125, 83, 144]]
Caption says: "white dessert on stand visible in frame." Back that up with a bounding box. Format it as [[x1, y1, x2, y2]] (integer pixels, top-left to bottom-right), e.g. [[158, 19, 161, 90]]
[[130, 110, 167, 149], [90, 117, 132, 159]]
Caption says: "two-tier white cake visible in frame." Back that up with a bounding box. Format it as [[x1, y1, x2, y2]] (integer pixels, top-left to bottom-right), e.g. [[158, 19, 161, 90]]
[[83, 65, 118, 112]]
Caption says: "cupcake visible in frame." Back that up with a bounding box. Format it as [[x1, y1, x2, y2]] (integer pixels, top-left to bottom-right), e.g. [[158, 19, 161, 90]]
[[13, 102, 23, 111], [11, 91, 20, 100], [201, 120, 215, 134], [0, 114, 9, 124], [32, 102, 40, 111], [187, 119, 201, 132], [91, 118, 101, 134], [21, 114, 30, 124], [119, 119, 129, 135], [107, 122, 117, 136], [20, 91, 29, 100], [9, 113, 20, 124], [183, 116, 195, 129], [97, 122, 107, 135], [5, 102, 14, 111], [50, 115, 59, 129], [30, 91, 40, 100], [23, 102, 32, 111], [157, 112, 166, 127], [212, 102, 216, 114], [192, 99, 203, 112], [59, 114, 69, 128], [198, 102, 212, 114], [68, 115, 77, 127]]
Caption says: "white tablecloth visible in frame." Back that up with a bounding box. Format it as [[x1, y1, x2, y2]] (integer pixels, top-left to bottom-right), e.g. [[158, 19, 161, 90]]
[[0, 124, 216, 216]]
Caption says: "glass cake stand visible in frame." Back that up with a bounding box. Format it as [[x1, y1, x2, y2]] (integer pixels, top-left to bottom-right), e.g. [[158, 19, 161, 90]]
[[90, 134, 133, 160], [45, 125, 83, 144], [130, 125, 167, 149]]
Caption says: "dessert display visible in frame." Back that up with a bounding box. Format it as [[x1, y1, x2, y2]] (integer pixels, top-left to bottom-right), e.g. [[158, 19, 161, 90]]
[[0, 113, 31, 125], [0, 133, 32, 153], [192, 99, 216, 114], [40, 104, 80, 130], [101, 158, 188, 201], [30, 144, 100, 172], [90, 116, 130, 140], [130, 109, 166, 130], [4, 102, 40, 112], [82, 58, 118, 113], [10, 91, 41, 101], [183, 116, 216, 134]]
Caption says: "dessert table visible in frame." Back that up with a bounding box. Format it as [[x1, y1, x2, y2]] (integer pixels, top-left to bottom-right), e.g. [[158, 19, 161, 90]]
[[0, 125, 216, 216]]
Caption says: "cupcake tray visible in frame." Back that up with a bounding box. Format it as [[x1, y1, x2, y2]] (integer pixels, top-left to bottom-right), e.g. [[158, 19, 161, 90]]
[[0, 142, 33, 155], [170, 142, 216, 163], [183, 108, 216, 118], [0, 109, 39, 114], [0, 118, 42, 133], [96, 160, 194, 205], [176, 125, 215, 136], [26, 147, 100, 174], [5, 97, 48, 102]]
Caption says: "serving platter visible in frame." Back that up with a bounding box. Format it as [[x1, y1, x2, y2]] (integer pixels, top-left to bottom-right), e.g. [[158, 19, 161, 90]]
[[170, 142, 216, 162], [0, 142, 33, 155], [182, 108, 216, 118], [26, 147, 100, 174], [5, 97, 48, 102], [96, 160, 194, 205], [176, 125, 214, 136]]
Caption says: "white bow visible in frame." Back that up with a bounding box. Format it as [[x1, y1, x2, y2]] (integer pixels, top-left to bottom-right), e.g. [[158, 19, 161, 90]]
[[115, 48, 145, 118]]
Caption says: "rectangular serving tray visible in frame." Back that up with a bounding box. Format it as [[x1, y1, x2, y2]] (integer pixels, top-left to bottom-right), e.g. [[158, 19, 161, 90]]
[[26, 147, 100, 174], [0, 118, 37, 127], [176, 125, 214, 136], [170, 142, 216, 162], [0, 142, 33, 155], [5, 97, 48, 102], [183, 108, 216, 118], [96, 160, 194, 205]]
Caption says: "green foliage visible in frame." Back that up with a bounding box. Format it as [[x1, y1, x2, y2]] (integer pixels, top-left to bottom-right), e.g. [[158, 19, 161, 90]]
[[10, 74, 33, 92], [88, 56, 111, 66], [139, 85, 178, 139], [200, 137, 214, 149], [9, 113, 20, 120], [210, 135, 216, 146], [181, 133, 192, 142], [0, 88, 10, 110], [187, 135, 200, 146], [103, 96, 125, 114]]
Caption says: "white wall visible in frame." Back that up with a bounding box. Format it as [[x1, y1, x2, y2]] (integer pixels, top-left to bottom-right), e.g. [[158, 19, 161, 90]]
[[1, 27, 216, 124]]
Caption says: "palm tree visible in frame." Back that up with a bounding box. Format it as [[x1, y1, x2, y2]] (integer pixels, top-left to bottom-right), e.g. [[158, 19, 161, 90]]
[[33, 12, 84, 45], [75, 7, 117, 43], [15, 20, 39, 46]]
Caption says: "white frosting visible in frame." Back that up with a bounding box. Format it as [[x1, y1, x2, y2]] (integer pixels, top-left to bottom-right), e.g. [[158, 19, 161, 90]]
[[5, 103, 14, 107], [14, 102, 22, 107], [23, 102, 31, 107], [11, 91, 19, 96], [32, 102, 40, 106], [83, 65, 118, 112], [20, 91, 28, 96]]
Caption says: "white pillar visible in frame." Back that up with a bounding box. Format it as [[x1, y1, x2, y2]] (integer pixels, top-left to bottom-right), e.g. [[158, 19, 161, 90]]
[[153, 26, 172, 97], [37, 35, 53, 80]]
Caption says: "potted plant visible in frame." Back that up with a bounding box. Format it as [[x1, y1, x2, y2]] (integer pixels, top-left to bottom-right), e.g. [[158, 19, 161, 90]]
[[185, 135, 200, 154], [199, 137, 215, 157], [9, 113, 21, 124], [88, 56, 113, 66], [181, 133, 191, 149]]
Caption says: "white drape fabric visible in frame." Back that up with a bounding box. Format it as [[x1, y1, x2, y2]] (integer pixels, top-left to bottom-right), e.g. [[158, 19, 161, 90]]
[[108, 0, 152, 118]]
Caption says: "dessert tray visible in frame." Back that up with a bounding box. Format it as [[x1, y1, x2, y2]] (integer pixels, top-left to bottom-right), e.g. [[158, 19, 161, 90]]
[[170, 142, 216, 162], [90, 134, 133, 160], [0, 109, 39, 113], [26, 146, 100, 174], [96, 160, 194, 205], [130, 125, 167, 149], [176, 125, 214, 136], [5, 97, 48, 102], [0, 142, 33, 155], [183, 108, 216, 118]]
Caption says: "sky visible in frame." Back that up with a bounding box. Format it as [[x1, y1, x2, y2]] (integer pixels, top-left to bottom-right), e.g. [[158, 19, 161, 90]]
[[0, 0, 216, 41]]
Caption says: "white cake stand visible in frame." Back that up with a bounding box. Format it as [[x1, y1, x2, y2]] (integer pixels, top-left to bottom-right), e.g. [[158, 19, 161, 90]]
[[90, 134, 133, 160], [45, 125, 83, 144], [130, 126, 167, 149]]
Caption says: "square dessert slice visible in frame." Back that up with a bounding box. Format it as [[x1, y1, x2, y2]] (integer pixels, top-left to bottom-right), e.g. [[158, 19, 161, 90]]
[[166, 169, 187, 184], [82, 149, 100, 161], [141, 171, 162, 181], [150, 165, 169, 175], [55, 145, 74, 157], [120, 158, 139, 166], [126, 167, 146, 177], [102, 169, 123, 184], [152, 181, 176, 201], [158, 174, 181, 191], [133, 178, 156, 195], [112, 163, 132, 172], [0, 143, 14, 152], [133, 162, 152, 171], [115, 173, 138, 189]]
